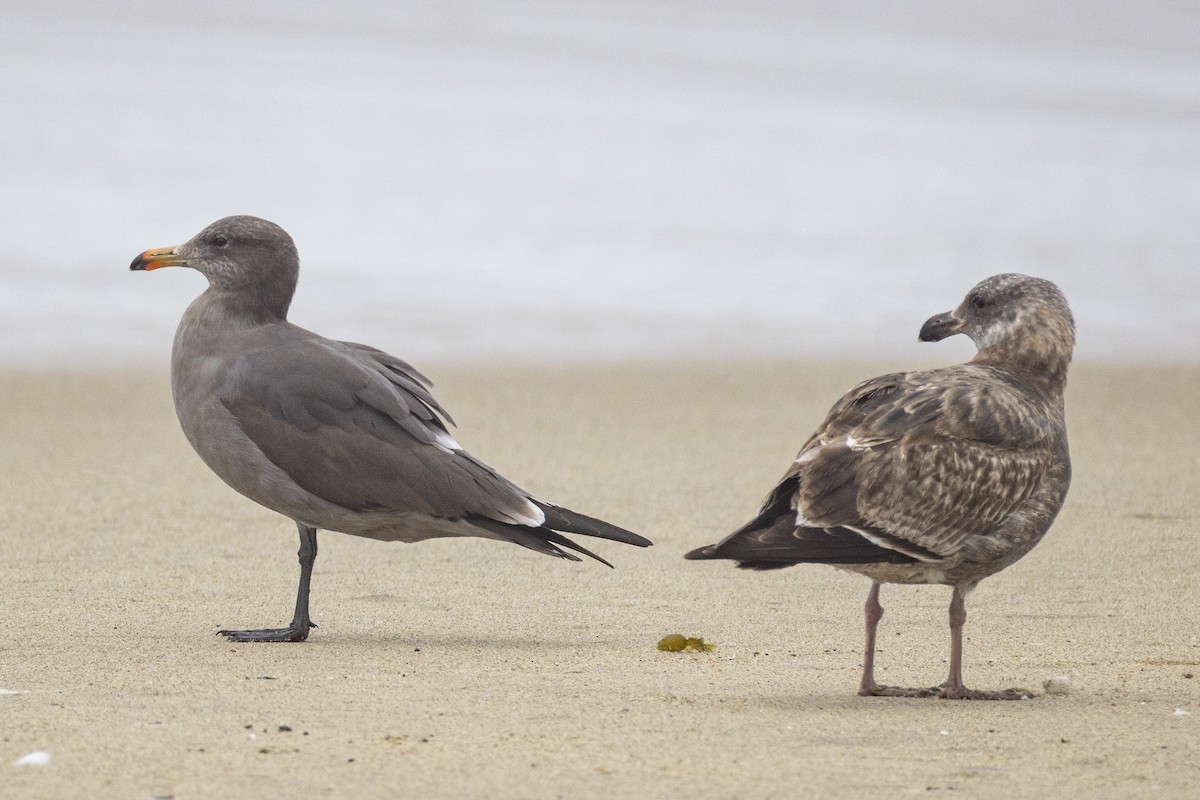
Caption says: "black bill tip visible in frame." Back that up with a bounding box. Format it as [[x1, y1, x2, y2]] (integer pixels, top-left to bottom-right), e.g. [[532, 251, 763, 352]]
[[919, 311, 961, 342]]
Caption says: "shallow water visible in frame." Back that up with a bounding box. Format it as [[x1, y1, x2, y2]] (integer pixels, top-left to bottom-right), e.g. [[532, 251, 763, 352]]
[[2, 1, 1198, 367]]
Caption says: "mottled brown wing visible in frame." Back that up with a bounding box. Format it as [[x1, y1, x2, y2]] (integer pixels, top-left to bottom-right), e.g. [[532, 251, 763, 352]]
[[800, 372, 911, 449], [688, 372, 946, 566], [798, 366, 1057, 558]]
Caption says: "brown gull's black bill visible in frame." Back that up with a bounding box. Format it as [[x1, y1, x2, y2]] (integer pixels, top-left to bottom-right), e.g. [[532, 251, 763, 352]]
[[918, 311, 961, 342]]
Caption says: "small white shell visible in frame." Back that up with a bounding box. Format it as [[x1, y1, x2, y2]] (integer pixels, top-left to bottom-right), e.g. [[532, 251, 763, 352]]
[[14, 750, 51, 767]]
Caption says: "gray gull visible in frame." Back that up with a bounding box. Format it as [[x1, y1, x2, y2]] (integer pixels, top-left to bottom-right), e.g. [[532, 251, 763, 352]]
[[686, 273, 1074, 700], [131, 215, 651, 642]]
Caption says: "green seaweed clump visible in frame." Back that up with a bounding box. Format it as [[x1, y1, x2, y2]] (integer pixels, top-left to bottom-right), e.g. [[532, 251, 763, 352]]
[[657, 633, 687, 651], [657, 633, 716, 653]]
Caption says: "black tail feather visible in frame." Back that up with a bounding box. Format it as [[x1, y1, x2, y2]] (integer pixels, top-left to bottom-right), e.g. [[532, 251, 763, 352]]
[[539, 529, 614, 569], [468, 516, 586, 562], [534, 502, 652, 547], [466, 503, 648, 568]]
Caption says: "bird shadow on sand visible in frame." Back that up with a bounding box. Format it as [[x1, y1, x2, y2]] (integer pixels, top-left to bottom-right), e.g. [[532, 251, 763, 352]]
[[307, 630, 623, 652], [723, 689, 1041, 712]]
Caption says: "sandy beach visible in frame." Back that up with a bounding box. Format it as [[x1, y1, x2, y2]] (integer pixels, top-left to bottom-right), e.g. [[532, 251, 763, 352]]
[[2, 362, 1198, 798]]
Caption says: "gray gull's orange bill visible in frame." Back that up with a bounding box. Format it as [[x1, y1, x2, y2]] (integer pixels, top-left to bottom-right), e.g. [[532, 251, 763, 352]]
[[130, 246, 186, 271]]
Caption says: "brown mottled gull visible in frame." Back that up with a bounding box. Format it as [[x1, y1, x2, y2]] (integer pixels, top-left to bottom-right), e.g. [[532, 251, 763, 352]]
[[130, 215, 650, 643], [687, 273, 1074, 700]]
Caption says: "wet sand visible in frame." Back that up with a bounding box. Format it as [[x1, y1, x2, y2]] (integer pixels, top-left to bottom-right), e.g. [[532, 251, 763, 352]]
[[2, 363, 1198, 798]]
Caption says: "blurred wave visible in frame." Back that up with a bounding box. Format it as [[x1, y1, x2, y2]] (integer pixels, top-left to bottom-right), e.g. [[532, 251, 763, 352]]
[[2, 1, 1197, 367]]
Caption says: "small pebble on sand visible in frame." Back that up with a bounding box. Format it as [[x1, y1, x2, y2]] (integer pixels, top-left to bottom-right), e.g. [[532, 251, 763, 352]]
[[1043, 676, 1070, 695]]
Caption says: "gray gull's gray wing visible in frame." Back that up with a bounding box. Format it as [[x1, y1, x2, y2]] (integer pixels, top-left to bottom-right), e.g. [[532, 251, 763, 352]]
[[218, 334, 551, 527]]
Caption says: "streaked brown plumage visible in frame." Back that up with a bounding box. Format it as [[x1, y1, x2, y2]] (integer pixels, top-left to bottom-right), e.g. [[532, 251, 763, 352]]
[[131, 215, 650, 642], [687, 273, 1074, 699]]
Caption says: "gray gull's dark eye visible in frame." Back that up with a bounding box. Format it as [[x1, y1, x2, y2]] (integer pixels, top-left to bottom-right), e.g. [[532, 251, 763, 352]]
[[971, 294, 988, 310], [213, 235, 229, 248]]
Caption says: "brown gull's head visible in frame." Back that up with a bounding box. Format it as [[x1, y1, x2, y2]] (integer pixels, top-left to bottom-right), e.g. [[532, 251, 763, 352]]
[[919, 273, 1076, 385]]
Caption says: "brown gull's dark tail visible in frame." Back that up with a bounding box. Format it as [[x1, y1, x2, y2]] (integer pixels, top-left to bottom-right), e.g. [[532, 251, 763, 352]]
[[685, 477, 926, 570]]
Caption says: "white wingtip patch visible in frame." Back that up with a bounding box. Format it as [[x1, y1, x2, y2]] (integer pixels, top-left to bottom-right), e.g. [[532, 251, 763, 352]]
[[432, 431, 462, 453], [514, 499, 546, 527]]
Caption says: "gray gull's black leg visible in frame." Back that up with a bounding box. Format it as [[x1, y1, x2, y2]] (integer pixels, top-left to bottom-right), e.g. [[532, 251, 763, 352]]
[[218, 524, 318, 643]]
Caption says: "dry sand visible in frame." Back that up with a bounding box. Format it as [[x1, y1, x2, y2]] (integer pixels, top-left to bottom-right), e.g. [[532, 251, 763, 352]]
[[2, 362, 1198, 798]]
